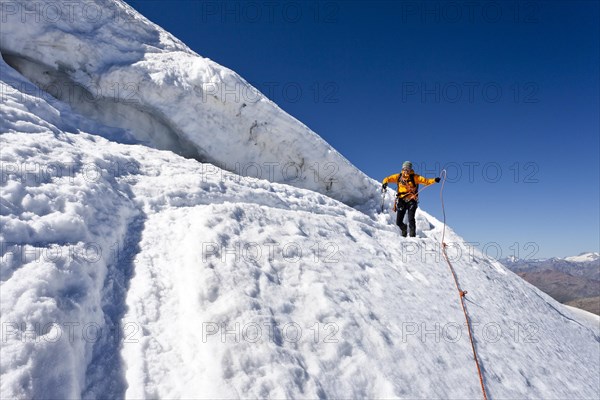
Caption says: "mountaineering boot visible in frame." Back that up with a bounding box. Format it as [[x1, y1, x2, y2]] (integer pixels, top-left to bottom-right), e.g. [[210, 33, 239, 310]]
[[409, 229, 416, 237], [401, 229, 407, 237]]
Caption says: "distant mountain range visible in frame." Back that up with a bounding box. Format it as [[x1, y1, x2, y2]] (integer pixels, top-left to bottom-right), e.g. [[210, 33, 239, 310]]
[[501, 252, 600, 315]]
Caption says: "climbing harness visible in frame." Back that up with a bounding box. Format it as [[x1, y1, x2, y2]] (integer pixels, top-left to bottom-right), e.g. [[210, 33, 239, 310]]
[[396, 172, 418, 201], [439, 169, 489, 400]]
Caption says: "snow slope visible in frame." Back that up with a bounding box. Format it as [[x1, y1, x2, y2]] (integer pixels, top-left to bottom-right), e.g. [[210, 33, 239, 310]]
[[0, 0, 375, 207], [564, 306, 600, 328], [1, 1, 600, 399]]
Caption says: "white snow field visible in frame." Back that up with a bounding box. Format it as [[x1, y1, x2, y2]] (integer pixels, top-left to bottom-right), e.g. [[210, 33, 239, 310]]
[[565, 252, 600, 263], [1, 1, 599, 399]]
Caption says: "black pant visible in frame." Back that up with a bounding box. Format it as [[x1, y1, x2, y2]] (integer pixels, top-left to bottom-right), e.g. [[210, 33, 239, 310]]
[[396, 199, 418, 236]]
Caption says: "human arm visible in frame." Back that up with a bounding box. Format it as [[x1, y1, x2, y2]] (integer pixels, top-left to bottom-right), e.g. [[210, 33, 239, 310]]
[[414, 174, 438, 185], [382, 174, 400, 186]]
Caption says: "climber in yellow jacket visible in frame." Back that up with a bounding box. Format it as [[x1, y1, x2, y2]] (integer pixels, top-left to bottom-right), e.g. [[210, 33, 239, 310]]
[[382, 161, 441, 237]]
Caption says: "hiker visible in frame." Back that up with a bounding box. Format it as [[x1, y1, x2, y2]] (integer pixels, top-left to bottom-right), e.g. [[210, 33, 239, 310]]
[[382, 161, 441, 237]]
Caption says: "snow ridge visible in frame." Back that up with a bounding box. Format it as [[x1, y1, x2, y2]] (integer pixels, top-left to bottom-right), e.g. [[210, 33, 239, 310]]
[[1, 1, 599, 399], [0, 0, 376, 207]]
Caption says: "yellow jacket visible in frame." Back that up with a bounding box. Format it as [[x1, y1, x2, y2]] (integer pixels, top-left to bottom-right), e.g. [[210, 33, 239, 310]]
[[383, 170, 436, 201]]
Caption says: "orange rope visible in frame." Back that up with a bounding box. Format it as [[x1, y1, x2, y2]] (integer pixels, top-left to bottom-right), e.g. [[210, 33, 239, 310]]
[[439, 169, 489, 400]]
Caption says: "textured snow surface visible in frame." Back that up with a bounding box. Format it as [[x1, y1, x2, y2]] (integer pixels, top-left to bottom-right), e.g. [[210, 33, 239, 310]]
[[0, 0, 375, 207], [1, 1, 600, 399]]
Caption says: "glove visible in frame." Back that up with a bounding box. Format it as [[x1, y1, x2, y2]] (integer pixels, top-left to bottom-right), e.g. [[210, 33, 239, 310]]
[[434, 177, 441, 183], [382, 183, 388, 190]]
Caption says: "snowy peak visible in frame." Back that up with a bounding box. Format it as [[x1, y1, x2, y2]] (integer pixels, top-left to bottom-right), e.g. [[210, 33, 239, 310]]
[[501, 252, 600, 267], [0, 0, 376, 208], [506, 255, 518, 263], [565, 252, 600, 263]]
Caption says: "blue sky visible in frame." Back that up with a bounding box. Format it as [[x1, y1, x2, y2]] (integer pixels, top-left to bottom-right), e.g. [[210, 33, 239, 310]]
[[125, 0, 599, 259]]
